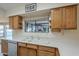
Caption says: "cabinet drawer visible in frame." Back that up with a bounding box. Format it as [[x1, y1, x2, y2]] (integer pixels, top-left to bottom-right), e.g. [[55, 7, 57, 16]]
[[38, 46, 56, 52], [27, 44, 37, 49], [37, 50, 55, 56], [18, 43, 26, 47]]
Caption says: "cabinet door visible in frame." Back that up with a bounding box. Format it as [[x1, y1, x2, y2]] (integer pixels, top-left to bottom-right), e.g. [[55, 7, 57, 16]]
[[9, 16, 22, 29], [27, 48, 37, 56], [9, 16, 14, 29], [13, 16, 19, 29], [64, 5, 77, 29], [1, 40, 8, 55], [18, 17, 22, 29], [37, 50, 55, 56], [18, 46, 27, 56], [51, 8, 62, 29]]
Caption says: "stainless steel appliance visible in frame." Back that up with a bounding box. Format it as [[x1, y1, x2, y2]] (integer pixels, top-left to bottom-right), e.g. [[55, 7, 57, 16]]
[[8, 40, 17, 56]]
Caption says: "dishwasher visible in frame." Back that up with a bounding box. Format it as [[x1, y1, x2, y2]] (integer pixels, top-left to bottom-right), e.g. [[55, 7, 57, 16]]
[[8, 40, 17, 56]]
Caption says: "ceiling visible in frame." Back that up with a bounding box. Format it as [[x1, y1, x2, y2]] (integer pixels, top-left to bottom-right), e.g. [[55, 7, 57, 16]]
[[0, 3, 29, 11], [0, 3, 76, 11]]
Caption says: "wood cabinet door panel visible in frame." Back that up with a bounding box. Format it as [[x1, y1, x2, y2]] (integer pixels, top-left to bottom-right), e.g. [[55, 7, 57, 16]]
[[18, 46, 27, 56], [9, 16, 22, 29], [1, 40, 8, 54], [37, 50, 55, 56], [27, 44, 37, 49], [64, 5, 77, 29], [51, 8, 62, 29], [39, 46, 56, 53], [9, 17, 14, 29], [13, 16, 19, 29], [27, 48, 37, 56]]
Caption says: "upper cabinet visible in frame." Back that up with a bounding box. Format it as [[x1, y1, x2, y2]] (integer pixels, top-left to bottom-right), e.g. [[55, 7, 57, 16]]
[[51, 5, 77, 31], [51, 8, 63, 29], [9, 15, 23, 29], [64, 5, 77, 29]]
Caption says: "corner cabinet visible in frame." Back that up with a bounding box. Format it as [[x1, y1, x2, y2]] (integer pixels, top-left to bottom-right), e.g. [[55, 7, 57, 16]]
[[51, 5, 77, 32], [9, 15, 23, 29]]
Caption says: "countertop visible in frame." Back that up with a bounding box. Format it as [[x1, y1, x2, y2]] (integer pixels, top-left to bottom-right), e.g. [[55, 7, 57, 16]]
[[1, 38, 57, 48]]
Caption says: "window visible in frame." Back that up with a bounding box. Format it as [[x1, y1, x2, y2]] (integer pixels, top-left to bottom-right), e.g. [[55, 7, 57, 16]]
[[0, 24, 12, 40], [0, 25, 4, 37], [5, 25, 12, 40], [25, 17, 49, 33]]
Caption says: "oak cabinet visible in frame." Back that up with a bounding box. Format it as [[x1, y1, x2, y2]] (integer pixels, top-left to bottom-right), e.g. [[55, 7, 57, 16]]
[[1, 40, 60, 56], [38, 45, 56, 53], [26, 48, 37, 56], [9, 17, 13, 29], [9, 15, 22, 29], [17, 42, 60, 56], [18, 47, 37, 56], [26, 43, 37, 56], [18, 46, 27, 56], [64, 5, 77, 29], [37, 46, 59, 56], [1, 40, 8, 55], [17, 43, 37, 56], [17, 43, 27, 56], [51, 5, 77, 31], [37, 50, 55, 56], [27, 43, 38, 49], [51, 8, 63, 29]]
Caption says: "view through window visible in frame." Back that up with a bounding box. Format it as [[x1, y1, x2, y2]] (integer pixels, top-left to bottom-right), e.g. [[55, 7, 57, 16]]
[[0, 24, 12, 40]]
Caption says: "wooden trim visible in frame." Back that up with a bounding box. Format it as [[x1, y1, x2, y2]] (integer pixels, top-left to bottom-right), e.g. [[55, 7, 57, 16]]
[[27, 43, 38, 49], [55, 48, 60, 56]]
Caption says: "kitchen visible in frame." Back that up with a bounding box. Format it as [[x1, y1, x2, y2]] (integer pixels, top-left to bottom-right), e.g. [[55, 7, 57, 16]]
[[0, 3, 79, 56]]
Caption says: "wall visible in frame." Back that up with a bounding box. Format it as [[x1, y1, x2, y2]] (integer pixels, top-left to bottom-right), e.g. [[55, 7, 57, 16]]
[[6, 3, 74, 17], [12, 4, 79, 56], [0, 8, 8, 23]]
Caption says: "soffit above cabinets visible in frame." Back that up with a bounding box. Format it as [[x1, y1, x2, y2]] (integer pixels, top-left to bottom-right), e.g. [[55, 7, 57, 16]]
[[21, 9, 50, 18]]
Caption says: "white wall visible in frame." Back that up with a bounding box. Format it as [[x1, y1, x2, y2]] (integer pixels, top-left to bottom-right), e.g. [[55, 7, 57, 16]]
[[6, 3, 75, 17], [0, 8, 9, 23], [12, 4, 79, 56]]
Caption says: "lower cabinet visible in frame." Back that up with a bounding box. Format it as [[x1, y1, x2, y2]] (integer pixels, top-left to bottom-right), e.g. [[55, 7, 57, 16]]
[[26, 48, 37, 56], [37, 50, 55, 56], [18, 47, 37, 56], [18, 46, 27, 56], [1, 40, 60, 56], [17, 43, 60, 56], [17, 43, 37, 56], [1, 39, 8, 56]]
